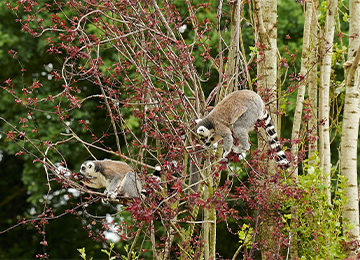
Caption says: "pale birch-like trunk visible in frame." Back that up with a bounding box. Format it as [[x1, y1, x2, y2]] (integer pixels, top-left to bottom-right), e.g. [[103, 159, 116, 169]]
[[203, 177, 211, 259], [307, 0, 319, 165], [225, 1, 239, 95], [288, 3, 315, 258], [219, 0, 241, 101], [340, 0, 360, 240], [319, 0, 338, 204], [290, 0, 314, 177], [253, 0, 279, 258], [255, 0, 277, 164], [202, 155, 217, 260]]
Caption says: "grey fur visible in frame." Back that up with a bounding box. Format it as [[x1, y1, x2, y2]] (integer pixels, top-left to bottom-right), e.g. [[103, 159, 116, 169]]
[[196, 90, 290, 168], [78, 159, 143, 200]]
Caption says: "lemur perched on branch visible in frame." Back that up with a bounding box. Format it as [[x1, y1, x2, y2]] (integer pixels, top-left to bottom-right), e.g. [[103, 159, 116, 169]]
[[195, 90, 290, 168]]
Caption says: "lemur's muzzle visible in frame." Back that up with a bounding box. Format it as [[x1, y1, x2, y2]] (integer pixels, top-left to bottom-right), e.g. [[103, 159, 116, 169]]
[[77, 172, 85, 180], [201, 136, 216, 147]]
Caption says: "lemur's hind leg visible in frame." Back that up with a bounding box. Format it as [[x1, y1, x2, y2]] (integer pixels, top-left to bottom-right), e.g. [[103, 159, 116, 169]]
[[106, 176, 122, 200], [117, 172, 142, 198], [232, 105, 261, 153], [232, 127, 250, 154], [216, 126, 233, 158]]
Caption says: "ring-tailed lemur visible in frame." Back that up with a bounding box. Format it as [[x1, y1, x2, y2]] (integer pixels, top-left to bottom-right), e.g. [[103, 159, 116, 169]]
[[78, 159, 145, 200], [195, 90, 290, 168]]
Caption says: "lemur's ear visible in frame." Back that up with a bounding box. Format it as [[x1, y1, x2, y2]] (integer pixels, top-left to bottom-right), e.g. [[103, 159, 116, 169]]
[[195, 119, 202, 124]]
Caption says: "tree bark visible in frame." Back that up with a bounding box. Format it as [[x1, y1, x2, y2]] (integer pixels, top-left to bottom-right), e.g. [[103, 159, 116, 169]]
[[254, 0, 279, 258], [219, 0, 241, 101], [307, 0, 319, 165], [341, 0, 360, 240], [289, 2, 317, 258], [202, 157, 217, 260], [290, 0, 313, 178], [319, 0, 338, 204]]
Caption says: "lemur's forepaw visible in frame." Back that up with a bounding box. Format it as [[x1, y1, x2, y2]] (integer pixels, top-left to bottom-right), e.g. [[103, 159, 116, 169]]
[[109, 192, 118, 200], [104, 190, 118, 201], [238, 152, 246, 160], [222, 150, 231, 159]]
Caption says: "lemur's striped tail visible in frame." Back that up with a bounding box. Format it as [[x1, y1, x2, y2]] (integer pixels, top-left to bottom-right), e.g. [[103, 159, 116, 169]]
[[261, 110, 290, 168]]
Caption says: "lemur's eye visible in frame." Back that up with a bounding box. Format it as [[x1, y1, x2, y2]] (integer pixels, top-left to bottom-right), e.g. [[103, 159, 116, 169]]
[[81, 166, 85, 171], [89, 164, 92, 168]]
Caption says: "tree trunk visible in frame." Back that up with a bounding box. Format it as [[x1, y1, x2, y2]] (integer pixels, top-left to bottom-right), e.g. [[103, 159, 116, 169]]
[[290, 0, 314, 178], [289, 2, 316, 258], [219, 0, 241, 101], [319, 0, 338, 204], [254, 0, 279, 258], [202, 156, 217, 260], [307, 0, 319, 165], [341, 0, 360, 241]]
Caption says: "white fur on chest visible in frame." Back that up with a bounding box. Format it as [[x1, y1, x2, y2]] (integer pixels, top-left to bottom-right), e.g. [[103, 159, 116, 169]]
[[87, 171, 111, 188]]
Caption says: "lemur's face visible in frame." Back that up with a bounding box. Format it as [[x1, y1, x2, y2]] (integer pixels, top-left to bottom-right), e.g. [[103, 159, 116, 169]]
[[196, 126, 221, 147], [197, 126, 211, 138], [78, 161, 98, 185]]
